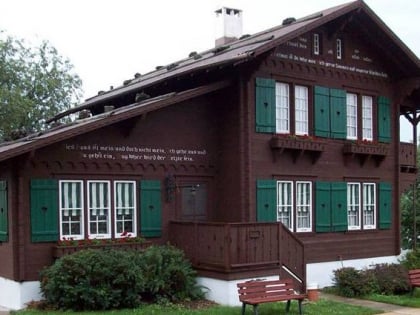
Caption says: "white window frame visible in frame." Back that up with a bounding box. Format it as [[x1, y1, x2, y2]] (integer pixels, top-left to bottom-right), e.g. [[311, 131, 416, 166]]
[[363, 183, 376, 229], [347, 183, 361, 230], [296, 181, 312, 232], [346, 93, 358, 140], [336, 38, 342, 60], [362, 96, 373, 140], [87, 180, 111, 239], [275, 82, 290, 133], [59, 180, 84, 240], [295, 86, 309, 135], [313, 33, 320, 55], [114, 181, 137, 238], [277, 181, 293, 231]]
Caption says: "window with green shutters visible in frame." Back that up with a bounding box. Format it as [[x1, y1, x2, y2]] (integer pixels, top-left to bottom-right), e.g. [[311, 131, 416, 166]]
[[140, 180, 162, 237], [314, 86, 346, 139], [30, 179, 59, 242], [315, 181, 347, 232], [378, 96, 391, 143], [0, 181, 8, 242], [379, 182, 392, 229], [255, 78, 276, 133]]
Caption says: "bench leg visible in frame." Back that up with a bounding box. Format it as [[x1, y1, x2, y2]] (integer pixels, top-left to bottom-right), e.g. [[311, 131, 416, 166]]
[[298, 299, 303, 315], [285, 300, 291, 314], [253, 304, 259, 315], [241, 303, 246, 315]]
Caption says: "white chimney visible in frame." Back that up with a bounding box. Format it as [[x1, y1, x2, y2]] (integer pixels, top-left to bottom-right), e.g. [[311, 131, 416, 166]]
[[215, 7, 242, 46]]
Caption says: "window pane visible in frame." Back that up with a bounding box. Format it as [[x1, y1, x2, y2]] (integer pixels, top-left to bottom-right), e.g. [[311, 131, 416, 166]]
[[89, 181, 110, 238], [346, 93, 357, 139], [296, 182, 312, 232], [362, 96, 373, 140], [363, 183, 376, 229], [347, 183, 360, 229], [295, 86, 308, 135], [275, 83, 290, 133], [115, 181, 136, 237], [60, 181, 83, 239], [277, 181, 293, 229]]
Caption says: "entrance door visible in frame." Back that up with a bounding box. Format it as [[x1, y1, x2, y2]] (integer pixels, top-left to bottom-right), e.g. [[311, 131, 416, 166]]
[[180, 183, 207, 221]]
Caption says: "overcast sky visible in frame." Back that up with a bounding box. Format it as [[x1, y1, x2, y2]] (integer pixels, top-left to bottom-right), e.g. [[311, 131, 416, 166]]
[[0, 0, 418, 140]]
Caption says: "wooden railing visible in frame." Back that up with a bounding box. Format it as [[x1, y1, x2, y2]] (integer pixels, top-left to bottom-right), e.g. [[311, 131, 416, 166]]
[[169, 221, 305, 284]]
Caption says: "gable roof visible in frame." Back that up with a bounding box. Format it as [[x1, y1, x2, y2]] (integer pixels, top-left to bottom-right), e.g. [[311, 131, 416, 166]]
[[49, 0, 419, 122]]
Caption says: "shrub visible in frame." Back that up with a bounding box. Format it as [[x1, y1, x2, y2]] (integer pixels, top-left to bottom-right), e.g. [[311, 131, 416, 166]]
[[333, 267, 377, 297], [40, 249, 144, 310], [400, 250, 420, 270], [372, 263, 410, 295], [138, 244, 205, 303]]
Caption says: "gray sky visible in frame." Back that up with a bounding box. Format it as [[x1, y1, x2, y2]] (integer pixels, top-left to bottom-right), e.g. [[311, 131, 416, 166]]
[[0, 0, 418, 140]]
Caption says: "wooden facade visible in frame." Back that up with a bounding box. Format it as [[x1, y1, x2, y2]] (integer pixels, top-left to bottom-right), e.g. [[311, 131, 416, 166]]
[[0, 0, 419, 303]]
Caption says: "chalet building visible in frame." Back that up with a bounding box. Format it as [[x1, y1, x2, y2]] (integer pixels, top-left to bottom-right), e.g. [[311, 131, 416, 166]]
[[0, 0, 419, 309]]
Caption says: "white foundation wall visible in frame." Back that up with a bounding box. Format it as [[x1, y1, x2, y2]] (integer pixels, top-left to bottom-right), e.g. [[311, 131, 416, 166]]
[[306, 254, 404, 288], [0, 277, 42, 310]]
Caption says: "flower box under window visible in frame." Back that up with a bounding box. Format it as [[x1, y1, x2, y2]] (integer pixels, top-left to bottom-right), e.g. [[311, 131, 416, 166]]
[[270, 135, 325, 163], [342, 141, 389, 166], [53, 239, 152, 259]]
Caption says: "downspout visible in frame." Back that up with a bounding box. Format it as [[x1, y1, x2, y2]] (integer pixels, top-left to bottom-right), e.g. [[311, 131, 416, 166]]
[[413, 111, 418, 249]]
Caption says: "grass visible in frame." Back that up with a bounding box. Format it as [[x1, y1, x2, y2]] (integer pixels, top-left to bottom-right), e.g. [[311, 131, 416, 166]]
[[363, 290, 420, 308], [12, 299, 381, 315]]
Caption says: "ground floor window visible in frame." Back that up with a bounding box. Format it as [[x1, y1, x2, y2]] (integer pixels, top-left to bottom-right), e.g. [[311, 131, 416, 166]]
[[347, 182, 376, 230], [277, 181, 312, 232], [59, 180, 137, 240]]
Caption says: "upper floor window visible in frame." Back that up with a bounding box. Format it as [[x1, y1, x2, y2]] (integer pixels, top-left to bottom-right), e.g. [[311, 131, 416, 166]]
[[362, 96, 373, 140], [275, 82, 308, 135], [88, 181, 111, 239], [60, 180, 84, 240], [313, 33, 320, 55], [114, 181, 136, 238], [346, 93, 374, 141], [336, 38, 342, 59]]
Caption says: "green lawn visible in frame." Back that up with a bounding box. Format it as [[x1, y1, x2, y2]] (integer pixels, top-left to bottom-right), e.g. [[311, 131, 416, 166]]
[[12, 299, 381, 315], [364, 290, 420, 308]]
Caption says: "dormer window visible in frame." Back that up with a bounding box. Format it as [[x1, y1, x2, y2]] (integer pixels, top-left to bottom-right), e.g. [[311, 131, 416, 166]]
[[313, 33, 320, 55], [336, 38, 343, 59]]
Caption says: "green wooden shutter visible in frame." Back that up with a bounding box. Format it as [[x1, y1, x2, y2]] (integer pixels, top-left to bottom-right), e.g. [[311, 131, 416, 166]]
[[0, 181, 8, 242], [256, 180, 277, 222], [255, 78, 276, 133], [331, 182, 347, 231], [314, 86, 330, 138], [315, 182, 331, 232], [30, 179, 58, 242], [330, 88, 347, 139], [378, 96, 391, 143], [140, 180, 162, 237], [379, 182, 392, 229]]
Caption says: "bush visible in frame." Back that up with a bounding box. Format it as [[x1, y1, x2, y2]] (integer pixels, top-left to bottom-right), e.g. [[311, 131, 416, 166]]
[[40, 249, 144, 310], [138, 244, 205, 303], [333, 267, 378, 297], [40, 245, 204, 310], [372, 263, 410, 295], [400, 250, 420, 270]]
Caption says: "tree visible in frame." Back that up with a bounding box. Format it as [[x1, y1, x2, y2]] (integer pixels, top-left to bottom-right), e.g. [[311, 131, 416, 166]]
[[0, 30, 82, 141]]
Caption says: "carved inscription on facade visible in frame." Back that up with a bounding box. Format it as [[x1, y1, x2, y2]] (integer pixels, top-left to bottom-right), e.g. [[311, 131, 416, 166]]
[[64, 143, 207, 163]]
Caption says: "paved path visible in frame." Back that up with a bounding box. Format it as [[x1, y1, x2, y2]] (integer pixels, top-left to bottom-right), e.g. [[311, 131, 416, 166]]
[[321, 292, 420, 315]]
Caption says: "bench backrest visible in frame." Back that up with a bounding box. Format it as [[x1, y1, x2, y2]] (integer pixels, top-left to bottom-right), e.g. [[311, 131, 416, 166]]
[[237, 279, 295, 301], [409, 269, 420, 283]]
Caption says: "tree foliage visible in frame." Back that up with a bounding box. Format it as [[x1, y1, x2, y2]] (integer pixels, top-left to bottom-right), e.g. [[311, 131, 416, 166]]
[[0, 30, 82, 141]]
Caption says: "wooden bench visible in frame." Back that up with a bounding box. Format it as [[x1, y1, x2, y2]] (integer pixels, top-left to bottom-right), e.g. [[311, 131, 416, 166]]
[[408, 269, 420, 294], [237, 278, 306, 315]]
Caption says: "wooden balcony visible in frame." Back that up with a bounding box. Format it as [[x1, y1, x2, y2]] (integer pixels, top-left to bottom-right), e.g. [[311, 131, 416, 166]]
[[343, 141, 388, 166], [400, 142, 417, 173], [169, 221, 305, 288]]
